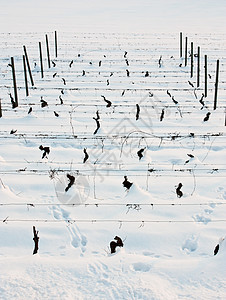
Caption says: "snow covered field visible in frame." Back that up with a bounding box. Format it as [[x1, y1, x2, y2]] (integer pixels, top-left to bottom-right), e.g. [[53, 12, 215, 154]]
[[1, 0, 226, 34], [0, 1, 226, 299]]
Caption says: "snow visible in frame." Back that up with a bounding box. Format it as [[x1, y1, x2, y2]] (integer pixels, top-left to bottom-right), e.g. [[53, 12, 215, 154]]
[[0, 1, 226, 299], [1, 0, 226, 33]]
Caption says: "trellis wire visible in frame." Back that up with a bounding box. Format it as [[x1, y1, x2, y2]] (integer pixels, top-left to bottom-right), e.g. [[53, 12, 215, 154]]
[[1, 218, 226, 224], [0, 202, 225, 207]]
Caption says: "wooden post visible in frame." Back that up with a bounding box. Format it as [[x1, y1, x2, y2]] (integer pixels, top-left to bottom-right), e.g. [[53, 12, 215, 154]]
[[23, 55, 29, 97], [0, 98, 2, 118], [180, 32, 182, 58], [33, 226, 39, 255], [204, 55, 208, 97], [46, 34, 51, 68], [23, 46, 34, 86], [190, 42, 193, 78], [197, 46, 200, 87], [185, 37, 188, 66], [225, 108, 226, 126], [39, 42, 44, 78], [11, 57, 18, 108], [55, 31, 57, 58], [213, 59, 219, 110]]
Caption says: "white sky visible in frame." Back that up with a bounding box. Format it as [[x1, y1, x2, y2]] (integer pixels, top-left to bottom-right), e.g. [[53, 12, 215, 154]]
[[0, 0, 226, 33]]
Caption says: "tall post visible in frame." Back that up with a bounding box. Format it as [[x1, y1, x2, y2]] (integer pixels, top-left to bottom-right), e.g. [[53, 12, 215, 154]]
[[11, 57, 18, 108], [185, 37, 188, 66], [46, 34, 51, 68], [39, 42, 44, 78], [197, 46, 200, 88], [23, 46, 34, 86], [180, 32, 182, 58], [225, 108, 226, 126], [190, 42, 193, 78], [204, 55, 208, 97], [213, 59, 219, 110], [0, 98, 2, 118], [55, 31, 57, 58], [23, 55, 29, 97]]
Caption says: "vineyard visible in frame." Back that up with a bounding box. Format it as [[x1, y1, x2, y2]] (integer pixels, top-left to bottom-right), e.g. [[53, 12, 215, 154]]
[[0, 32, 226, 299]]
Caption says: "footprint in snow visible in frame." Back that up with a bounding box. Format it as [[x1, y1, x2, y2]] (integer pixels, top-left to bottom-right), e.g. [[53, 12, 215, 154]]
[[101, 263, 109, 272], [88, 263, 108, 277], [143, 251, 160, 258], [81, 235, 87, 247], [68, 225, 87, 250], [60, 207, 70, 219], [97, 278, 111, 287], [51, 205, 87, 252], [182, 235, 198, 253], [192, 214, 211, 225], [88, 264, 97, 275], [52, 206, 61, 220], [70, 235, 79, 248], [217, 187, 224, 191], [132, 262, 151, 272], [204, 209, 213, 215]]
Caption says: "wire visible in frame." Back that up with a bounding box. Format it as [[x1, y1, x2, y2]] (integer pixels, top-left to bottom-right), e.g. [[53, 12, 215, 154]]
[[0, 85, 220, 92], [0, 131, 225, 138], [0, 171, 225, 178], [0, 202, 225, 207], [1, 218, 226, 224], [0, 172, 225, 178], [0, 167, 225, 172], [2, 160, 226, 166]]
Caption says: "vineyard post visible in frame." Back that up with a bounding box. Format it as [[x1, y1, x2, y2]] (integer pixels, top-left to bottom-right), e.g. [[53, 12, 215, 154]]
[[180, 32, 182, 58], [23, 55, 29, 96], [190, 42, 193, 78], [213, 59, 219, 110], [225, 108, 226, 126], [185, 37, 188, 66], [197, 46, 200, 87], [55, 30, 57, 58], [33, 226, 39, 255], [23, 45, 34, 86], [0, 98, 2, 118], [11, 57, 18, 108], [39, 42, 44, 78], [45, 34, 51, 68], [204, 55, 208, 97]]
